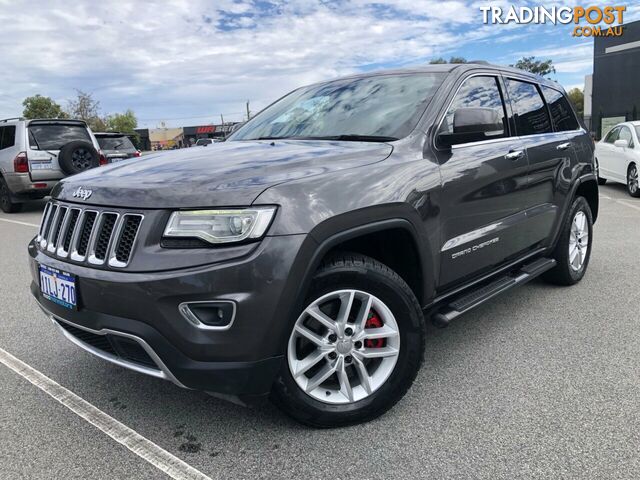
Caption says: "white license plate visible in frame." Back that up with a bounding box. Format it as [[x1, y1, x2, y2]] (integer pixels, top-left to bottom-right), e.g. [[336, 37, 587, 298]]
[[31, 162, 53, 170], [39, 264, 77, 309]]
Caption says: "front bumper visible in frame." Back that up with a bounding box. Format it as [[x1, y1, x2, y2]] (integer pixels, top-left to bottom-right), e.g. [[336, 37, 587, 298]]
[[29, 234, 309, 396]]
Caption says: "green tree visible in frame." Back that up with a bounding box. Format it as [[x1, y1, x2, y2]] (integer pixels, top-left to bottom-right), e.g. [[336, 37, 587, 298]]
[[567, 88, 584, 119], [66, 89, 103, 129], [106, 109, 137, 133], [429, 56, 467, 64], [512, 56, 556, 77], [22, 95, 66, 119]]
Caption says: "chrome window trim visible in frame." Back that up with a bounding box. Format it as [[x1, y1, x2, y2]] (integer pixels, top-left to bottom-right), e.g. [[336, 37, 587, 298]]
[[434, 72, 587, 151], [108, 213, 144, 268], [450, 130, 587, 150], [178, 300, 237, 331]]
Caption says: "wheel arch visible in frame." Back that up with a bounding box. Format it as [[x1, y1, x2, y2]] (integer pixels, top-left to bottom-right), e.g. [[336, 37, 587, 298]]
[[272, 212, 434, 355], [575, 176, 599, 223]]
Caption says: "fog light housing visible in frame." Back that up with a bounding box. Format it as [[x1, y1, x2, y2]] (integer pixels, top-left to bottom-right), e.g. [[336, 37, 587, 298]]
[[178, 301, 236, 330]]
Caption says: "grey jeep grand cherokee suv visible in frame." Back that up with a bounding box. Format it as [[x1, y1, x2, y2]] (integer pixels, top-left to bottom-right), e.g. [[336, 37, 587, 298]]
[[29, 64, 597, 427]]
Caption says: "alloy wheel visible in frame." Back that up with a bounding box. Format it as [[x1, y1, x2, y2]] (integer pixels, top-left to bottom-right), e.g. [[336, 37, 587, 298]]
[[568, 211, 589, 272], [71, 148, 92, 169], [629, 165, 639, 195], [287, 289, 400, 405]]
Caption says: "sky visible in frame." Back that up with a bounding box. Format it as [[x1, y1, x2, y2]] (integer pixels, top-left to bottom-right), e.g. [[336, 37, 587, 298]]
[[0, 0, 638, 128]]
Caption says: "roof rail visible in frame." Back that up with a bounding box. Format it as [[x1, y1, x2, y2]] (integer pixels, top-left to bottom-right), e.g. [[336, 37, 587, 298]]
[[0, 117, 24, 123]]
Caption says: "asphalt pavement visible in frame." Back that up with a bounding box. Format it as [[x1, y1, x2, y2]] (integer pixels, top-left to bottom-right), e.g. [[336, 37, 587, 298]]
[[1, 184, 639, 479]]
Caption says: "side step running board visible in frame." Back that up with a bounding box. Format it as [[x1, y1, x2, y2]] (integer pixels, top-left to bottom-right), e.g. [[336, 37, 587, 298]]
[[432, 257, 556, 327]]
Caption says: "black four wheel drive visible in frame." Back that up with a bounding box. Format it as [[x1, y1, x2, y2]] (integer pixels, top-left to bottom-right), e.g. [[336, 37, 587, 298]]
[[28, 63, 597, 427]]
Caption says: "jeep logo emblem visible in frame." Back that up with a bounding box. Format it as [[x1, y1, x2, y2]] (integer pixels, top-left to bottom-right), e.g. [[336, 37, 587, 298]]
[[72, 187, 93, 200]]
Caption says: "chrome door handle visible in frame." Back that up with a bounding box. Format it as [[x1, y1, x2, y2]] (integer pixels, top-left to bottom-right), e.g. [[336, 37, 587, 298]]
[[557, 142, 572, 151], [505, 150, 524, 160]]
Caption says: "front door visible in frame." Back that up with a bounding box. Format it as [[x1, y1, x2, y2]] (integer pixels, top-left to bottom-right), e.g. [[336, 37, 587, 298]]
[[597, 126, 620, 181], [435, 74, 531, 288], [615, 125, 635, 182]]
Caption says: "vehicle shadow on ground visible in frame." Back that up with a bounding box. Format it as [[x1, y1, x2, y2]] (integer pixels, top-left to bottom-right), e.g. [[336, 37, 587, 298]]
[[59, 277, 558, 450]]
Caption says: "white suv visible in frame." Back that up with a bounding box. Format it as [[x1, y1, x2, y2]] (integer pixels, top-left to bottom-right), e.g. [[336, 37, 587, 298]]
[[0, 118, 102, 213]]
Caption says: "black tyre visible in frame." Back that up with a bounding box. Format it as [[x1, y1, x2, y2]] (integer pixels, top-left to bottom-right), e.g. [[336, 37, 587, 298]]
[[595, 159, 607, 185], [628, 163, 640, 197], [543, 196, 593, 286], [271, 252, 425, 427], [0, 178, 23, 213], [58, 141, 99, 175]]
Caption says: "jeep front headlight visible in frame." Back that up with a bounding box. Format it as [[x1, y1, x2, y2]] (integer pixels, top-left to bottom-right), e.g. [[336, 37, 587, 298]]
[[164, 207, 276, 244]]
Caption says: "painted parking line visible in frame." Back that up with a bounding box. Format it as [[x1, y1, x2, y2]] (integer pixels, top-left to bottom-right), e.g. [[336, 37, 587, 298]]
[[617, 200, 640, 212], [0, 347, 212, 480], [0, 217, 39, 228], [600, 194, 640, 212]]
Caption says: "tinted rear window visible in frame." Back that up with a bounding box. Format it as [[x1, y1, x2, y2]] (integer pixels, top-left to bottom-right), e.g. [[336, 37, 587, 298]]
[[506, 79, 553, 136], [541, 86, 579, 132], [29, 124, 91, 150], [96, 136, 135, 150]]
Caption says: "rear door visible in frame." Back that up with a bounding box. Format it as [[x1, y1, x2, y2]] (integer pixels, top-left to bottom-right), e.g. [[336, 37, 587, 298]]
[[504, 78, 577, 246], [27, 121, 93, 180], [435, 74, 531, 288]]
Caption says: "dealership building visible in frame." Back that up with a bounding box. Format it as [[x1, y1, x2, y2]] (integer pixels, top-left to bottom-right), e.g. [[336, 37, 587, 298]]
[[588, 19, 640, 138], [135, 122, 239, 150]]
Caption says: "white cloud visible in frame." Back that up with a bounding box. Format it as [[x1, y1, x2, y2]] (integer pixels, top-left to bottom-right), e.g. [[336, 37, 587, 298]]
[[0, 0, 614, 126]]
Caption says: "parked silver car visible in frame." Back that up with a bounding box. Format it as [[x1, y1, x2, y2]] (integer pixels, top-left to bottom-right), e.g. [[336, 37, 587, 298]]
[[0, 118, 102, 212], [94, 132, 141, 163]]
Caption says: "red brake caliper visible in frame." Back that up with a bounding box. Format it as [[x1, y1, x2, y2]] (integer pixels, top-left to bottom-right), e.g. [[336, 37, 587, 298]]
[[364, 310, 385, 348]]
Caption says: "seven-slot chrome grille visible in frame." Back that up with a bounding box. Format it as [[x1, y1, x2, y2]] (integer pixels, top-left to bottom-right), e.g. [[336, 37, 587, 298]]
[[36, 201, 143, 268]]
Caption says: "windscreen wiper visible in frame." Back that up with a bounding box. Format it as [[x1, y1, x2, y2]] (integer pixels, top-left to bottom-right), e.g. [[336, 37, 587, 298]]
[[254, 134, 398, 142], [303, 134, 399, 142]]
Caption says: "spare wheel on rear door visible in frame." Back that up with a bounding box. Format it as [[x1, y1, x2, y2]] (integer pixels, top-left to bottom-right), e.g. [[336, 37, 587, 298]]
[[58, 141, 100, 175]]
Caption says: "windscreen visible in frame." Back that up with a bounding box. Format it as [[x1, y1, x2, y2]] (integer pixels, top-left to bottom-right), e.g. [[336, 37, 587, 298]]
[[231, 73, 445, 141], [29, 124, 91, 150], [97, 136, 135, 150]]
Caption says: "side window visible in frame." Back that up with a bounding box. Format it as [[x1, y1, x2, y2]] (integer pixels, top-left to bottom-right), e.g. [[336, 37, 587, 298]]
[[604, 127, 619, 143], [0, 126, 16, 150], [541, 86, 580, 132], [0, 127, 4, 149], [439, 76, 508, 142], [619, 126, 634, 147], [506, 79, 553, 136]]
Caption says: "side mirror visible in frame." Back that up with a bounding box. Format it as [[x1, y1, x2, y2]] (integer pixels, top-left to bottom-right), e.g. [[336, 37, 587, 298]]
[[231, 122, 246, 134], [437, 107, 504, 148], [614, 139, 629, 148]]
